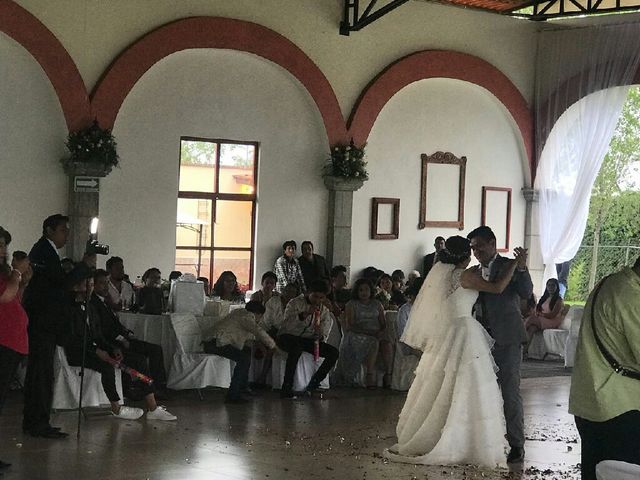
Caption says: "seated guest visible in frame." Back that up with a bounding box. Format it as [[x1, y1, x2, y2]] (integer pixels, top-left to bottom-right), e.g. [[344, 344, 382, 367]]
[[390, 272, 407, 308], [298, 241, 330, 287], [397, 278, 423, 357], [91, 269, 168, 394], [203, 301, 275, 404], [212, 271, 245, 303], [342, 278, 393, 388], [406, 270, 421, 288], [391, 270, 405, 290], [106, 256, 135, 311], [197, 276, 210, 296], [375, 273, 397, 310], [169, 271, 182, 282], [328, 265, 351, 312], [60, 257, 75, 274], [61, 266, 176, 421], [277, 280, 338, 398], [251, 271, 279, 305], [252, 283, 299, 388], [524, 278, 564, 340], [137, 267, 165, 315], [0, 232, 31, 471], [274, 240, 306, 293]]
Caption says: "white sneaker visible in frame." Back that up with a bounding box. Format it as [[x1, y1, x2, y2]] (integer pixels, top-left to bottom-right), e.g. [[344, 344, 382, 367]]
[[112, 405, 144, 420], [146, 406, 177, 421]]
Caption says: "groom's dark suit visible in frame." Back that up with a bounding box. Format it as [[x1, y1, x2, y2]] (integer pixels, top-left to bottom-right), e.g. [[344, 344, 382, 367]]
[[471, 255, 533, 450]]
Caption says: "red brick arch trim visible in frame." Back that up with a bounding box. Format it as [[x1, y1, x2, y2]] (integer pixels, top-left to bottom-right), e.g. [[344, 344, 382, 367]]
[[347, 50, 535, 182], [90, 16, 348, 144], [0, 1, 90, 132]]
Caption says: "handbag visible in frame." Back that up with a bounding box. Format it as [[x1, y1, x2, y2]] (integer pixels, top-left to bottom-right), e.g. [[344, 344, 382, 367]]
[[590, 277, 640, 381]]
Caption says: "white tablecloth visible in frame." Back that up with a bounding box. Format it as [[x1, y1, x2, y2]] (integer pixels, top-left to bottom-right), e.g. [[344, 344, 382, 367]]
[[118, 312, 221, 373], [118, 312, 177, 373]]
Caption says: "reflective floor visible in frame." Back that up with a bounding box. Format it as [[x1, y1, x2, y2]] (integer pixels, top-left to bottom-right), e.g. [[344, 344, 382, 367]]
[[0, 376, 580, 480]]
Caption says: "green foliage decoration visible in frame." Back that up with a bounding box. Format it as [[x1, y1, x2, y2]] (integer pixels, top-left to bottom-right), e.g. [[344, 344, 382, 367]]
[[62, 120, 119, 169], [323, 140, 368, 181]]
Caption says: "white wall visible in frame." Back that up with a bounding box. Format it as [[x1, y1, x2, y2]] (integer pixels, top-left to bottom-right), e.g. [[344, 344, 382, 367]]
[[15, 0, 537, 109], [99, 49, 328, 283], [0, 32, 68, 254], [351, 78, 527, 276]]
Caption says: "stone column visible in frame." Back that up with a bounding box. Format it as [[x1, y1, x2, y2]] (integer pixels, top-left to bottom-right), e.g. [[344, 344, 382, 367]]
[[324, 176, 364, 276], [522, 187, 544, 294], [65, 163, 112, 261]]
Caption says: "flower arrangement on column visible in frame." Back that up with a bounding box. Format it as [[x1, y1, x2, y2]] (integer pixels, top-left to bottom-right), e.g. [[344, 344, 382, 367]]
[[60, 120, 119, 177], [323, 139, 368, 182]]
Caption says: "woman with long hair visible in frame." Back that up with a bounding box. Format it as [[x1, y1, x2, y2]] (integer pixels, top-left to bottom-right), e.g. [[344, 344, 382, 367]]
[[212, 271, 245, 303], [524, 278, 565, 339]]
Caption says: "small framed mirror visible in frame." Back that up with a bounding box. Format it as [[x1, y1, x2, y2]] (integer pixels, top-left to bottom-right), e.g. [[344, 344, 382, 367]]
[[371, 197, 400, 240]]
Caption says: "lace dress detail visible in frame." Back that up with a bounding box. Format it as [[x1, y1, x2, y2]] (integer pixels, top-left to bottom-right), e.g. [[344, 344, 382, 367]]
[[446, 268, 464, 298]]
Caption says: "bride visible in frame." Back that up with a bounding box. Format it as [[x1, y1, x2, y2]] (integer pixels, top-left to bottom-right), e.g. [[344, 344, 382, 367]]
[[384, 235, 523, 467]]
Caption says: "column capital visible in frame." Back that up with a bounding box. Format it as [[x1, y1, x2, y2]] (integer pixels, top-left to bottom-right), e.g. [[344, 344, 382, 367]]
[[521, 187, 539, 203]]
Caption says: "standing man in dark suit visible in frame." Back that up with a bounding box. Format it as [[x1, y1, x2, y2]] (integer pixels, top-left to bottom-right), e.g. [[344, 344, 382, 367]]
[[22, 214, 70, 438], [422, 236, 445, 278], [467, 226, 532, 464], [298, 241, 330, 287]]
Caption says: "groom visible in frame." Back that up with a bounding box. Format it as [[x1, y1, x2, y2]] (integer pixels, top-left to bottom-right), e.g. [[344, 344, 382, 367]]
[[467, 226, 533, 464]]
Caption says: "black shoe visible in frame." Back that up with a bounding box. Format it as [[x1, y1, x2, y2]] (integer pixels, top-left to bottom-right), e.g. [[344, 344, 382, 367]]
[[224, 396, 249, 405], [506, 447, 525, 463], [0, 460, 11, 470], [28, 428, 68, 439], [280, 390, 298, 399]]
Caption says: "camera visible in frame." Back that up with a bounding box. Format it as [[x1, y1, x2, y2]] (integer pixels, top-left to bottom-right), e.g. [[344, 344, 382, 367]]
[[85, 239, 110, 256]]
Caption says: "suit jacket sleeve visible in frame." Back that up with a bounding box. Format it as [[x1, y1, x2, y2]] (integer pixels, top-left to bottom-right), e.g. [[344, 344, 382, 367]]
[[423, 253, 435, 278], [513, 268, 534, 300]]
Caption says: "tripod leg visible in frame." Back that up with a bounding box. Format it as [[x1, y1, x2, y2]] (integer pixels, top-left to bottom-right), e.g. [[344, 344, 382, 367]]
[[77, 303, 89, 440]]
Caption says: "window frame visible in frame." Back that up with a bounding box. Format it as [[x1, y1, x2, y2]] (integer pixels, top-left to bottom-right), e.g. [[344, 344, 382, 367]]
[[176, 136, 258, 287]]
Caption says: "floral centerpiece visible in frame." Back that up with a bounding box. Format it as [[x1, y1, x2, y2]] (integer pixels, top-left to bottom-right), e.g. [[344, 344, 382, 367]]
[[323, 139, 368, 181], [61, 120, 119, 175]]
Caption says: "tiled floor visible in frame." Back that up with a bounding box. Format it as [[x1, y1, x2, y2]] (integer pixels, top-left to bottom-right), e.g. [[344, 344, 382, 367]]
[[0, 376, 580, 480]]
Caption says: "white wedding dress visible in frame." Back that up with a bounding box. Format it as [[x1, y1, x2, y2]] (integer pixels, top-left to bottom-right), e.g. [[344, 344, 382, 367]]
[[384, 263, 507, 467]]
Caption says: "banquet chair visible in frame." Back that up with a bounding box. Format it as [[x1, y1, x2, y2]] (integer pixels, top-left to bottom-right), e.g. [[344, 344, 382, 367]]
[[166, 313, 232, 395], [596, 460, 640, 480], [527, 305, 572, 361], [52, 346, 123, 410]]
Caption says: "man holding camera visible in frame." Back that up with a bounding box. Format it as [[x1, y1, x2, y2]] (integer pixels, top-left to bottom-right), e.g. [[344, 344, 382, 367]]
[[22, 214, 70, 438]]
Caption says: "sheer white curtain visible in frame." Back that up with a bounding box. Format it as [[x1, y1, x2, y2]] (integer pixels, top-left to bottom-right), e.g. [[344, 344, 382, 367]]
[[534, 23, 640, 286]]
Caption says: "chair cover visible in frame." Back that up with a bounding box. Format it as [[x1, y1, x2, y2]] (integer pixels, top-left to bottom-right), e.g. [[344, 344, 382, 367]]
[[271, 350, 330, 391], [391, 342, 420, 391], [52, 347, 123, 410], [166, 313, 232, 390], [596, 460, 640, 480], [527, 330, 569, 360]]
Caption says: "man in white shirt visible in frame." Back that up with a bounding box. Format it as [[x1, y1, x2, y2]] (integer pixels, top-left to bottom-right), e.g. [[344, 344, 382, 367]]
[[105, 256, 135, 311], [276, 280, 339, 398], [203, 301, 275, 404]]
